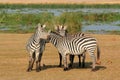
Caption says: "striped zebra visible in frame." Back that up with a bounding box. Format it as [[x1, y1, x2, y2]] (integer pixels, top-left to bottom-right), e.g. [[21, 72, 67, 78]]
[[26, 23, 49, 72], [55, 25, 86, 68], [49, 31, 101, 71]]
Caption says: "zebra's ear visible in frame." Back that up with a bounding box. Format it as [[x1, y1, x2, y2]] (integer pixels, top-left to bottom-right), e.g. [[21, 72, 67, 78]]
[[54, 25, 59, 31], [42, 24, 46, 28], [64, 26, 67, 30], [59, 25, 63, 30]]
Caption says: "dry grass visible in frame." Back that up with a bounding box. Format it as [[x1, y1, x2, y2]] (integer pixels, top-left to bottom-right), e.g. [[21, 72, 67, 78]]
[[0, 0, 120, 4], [0, 33, 120, 80]]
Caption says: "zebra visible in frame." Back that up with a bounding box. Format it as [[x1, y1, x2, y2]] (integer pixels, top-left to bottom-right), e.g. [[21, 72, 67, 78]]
[[49, 31, 101, 71], [26, 23, 50, 72], [55, 25, 86, 68]]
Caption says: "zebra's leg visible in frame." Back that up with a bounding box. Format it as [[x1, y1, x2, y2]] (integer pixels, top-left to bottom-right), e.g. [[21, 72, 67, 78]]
[[31, 52, 35, 70], [89, 52, 96, 71], [27, 57, 32, 72], [58, 52, 62, 67], [69, 55, 74, 68], [63, 54, 69, 71], [81, 54, 86, 68], [36, 52, 41, 72], [27, 52, 34, 72], [38, 53, 43, 71], [36, 61, 39, 72], [78, 55, 81, 67]]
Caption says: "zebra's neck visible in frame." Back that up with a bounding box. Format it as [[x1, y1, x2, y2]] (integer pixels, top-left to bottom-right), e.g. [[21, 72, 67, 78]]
[[32, 32, 40, 44], [50, 31, 63, 47]]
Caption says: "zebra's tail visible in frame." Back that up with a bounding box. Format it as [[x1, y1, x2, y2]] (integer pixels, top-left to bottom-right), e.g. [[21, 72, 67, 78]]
[[96, 44, 101, 65]]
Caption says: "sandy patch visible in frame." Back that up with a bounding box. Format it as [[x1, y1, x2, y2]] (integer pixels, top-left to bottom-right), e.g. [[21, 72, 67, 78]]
[[0, 33, 120, 80], [0, 0, 120, 4]]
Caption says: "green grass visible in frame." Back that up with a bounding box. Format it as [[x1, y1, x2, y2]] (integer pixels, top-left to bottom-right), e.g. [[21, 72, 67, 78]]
[[116, 24, 120, 26], [0, 4, 120, 9]]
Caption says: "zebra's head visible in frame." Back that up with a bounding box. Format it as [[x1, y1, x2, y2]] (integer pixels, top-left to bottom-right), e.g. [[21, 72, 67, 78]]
[[35, 23, 50, 40], [55, 25, 68, 37]]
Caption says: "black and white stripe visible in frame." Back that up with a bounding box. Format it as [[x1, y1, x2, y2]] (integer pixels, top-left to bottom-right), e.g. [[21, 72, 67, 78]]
[[49, 31, 100, 71], [68, 32, 86, 68], [55, 25, 86, 68], [26, 24, 49, 72]]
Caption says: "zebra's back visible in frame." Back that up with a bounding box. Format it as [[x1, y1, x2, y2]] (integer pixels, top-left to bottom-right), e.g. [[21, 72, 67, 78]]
[[57, 36, 97, 55], [71, 36, 97, 54]]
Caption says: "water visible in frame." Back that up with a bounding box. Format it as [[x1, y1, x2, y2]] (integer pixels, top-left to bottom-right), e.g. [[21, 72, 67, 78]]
[[82, 24, 120, 34], [1, 8, 120, 16], [82, 22, 120, 34], [0, 8, 120, 34]]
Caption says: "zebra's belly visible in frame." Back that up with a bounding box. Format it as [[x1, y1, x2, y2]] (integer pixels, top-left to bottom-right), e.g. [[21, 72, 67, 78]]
[[58, 47, 85, 56], [69, 49, 85, 55]]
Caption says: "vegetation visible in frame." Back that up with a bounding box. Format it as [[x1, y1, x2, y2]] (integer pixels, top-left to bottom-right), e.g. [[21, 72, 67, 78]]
[[0, 11, 120, 33], [0, 4, 120, 9], [0, 4, 120, 34]]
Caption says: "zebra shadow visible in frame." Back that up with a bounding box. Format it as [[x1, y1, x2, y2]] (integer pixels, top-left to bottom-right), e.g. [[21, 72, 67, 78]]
[[69, 62, 106, 71], [31, 62, 106, 72], [40, 62, 106, 71], [41, 64, 60, 71], [27, 64, 59, 72]]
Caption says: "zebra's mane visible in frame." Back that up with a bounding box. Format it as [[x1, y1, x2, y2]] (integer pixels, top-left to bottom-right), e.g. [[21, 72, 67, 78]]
[[50, 31, 63, 38]]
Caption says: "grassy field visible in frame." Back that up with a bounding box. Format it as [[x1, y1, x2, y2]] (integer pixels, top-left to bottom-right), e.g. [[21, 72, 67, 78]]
[[0, 33, 120, 80]]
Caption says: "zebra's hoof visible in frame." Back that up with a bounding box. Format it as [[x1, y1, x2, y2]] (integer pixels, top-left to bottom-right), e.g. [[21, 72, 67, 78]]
[[43, 64, 46, 67], [91, 68, 97, 72], [27, 68, 32, 72], [96, 61, 101, 65], [64, 68, 69, 71], [81, 65, 85, 68], [27, 69, 31, 72], [36, 69, 40, 72], [36, 68, 41, 72], [57, 64, 62, 67], [27, 70, 30, 72], [69, 64, 72, 68]]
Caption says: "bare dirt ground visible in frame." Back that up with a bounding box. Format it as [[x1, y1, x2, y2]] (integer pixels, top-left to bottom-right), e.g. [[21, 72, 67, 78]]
[[0, 0, 120, 4], [0, 33, 120, 80]]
